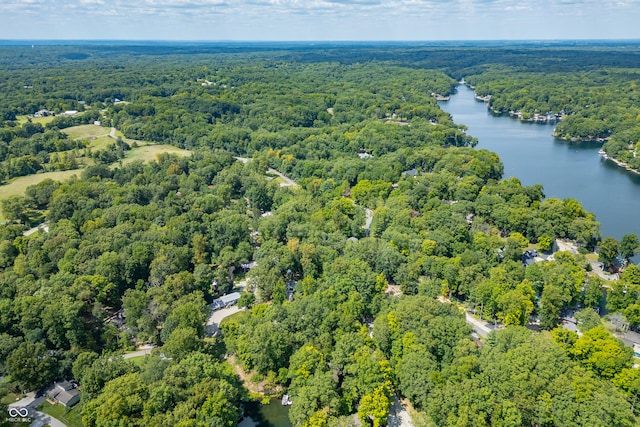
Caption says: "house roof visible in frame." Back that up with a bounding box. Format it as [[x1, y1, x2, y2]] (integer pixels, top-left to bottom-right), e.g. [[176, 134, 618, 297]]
[[58, 389, 79, 404], [47, 381, 80, 405], [219, 292, 241, 304], [56, 380, 74, 391]]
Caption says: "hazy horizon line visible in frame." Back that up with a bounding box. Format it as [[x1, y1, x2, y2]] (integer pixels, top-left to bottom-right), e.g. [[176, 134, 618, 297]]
[[1, 38, 640, 45]]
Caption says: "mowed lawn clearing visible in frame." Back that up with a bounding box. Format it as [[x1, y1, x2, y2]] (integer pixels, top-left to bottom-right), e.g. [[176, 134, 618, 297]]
[[62, 124, 114, 151], [17, 115, 56, 126], [121, 144, 192, 165], [0, 170, 82, 222], [39, 400, 84, 427], [61, 124, 110, 140], [0, 132, 190, 221]]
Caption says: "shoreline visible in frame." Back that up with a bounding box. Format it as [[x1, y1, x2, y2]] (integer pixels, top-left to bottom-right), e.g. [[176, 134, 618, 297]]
[[462, 83, 640, 177], [598, 149, 640, 176], [465, 84, 562, 124]]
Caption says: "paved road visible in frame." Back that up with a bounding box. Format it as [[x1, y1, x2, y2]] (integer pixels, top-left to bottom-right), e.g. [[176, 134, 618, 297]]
[[23, 222, 49, 237], [555, 239, 578, 254], [31, 409, 67, 427], [122, 345, 155, 359], [465, 312, 494, 338], [589, 260, 619, 281], [233, 156, 298, 187], [109, 127, 117, 139], [234, 156, 251, 164]]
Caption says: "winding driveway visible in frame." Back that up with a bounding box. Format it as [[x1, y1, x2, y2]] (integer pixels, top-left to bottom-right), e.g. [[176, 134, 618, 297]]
[[8, 394, 66, 427], [206, 306, 244, 337]]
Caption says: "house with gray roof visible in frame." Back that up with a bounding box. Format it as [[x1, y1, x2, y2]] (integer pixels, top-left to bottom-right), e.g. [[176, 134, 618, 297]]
[[46, 381, 80, 407]]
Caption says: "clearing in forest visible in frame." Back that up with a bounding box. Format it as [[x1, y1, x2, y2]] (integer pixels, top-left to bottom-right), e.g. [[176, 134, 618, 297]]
[[0, 170, 82, 221], [0, 141, 191, 222], [121, 145, 192, 165], [62, 124, 113, 151]]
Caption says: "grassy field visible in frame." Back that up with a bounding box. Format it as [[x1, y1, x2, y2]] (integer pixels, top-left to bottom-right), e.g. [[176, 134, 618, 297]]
[[0, 124, 191, 222], [62, 124, 114, 151], [219, 309, 248, 325], [121, 145, 192, 165], [0, 170, 82, 222], [39, 401, 84, 427], [1, 391, 24, 405], [16, 115, 56, 126], [585, 253, 599, 262], [126, 354, 151, 367], [62, 124, 109, 140]]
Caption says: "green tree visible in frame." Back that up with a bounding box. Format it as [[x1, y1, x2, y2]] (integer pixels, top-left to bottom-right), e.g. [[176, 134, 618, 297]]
[[539, 285, 565, 330], [574, 308, 601, 332], [5, 341, 56, 391], [572, 326, 633, 379], [397, 350, 438, 409], [289, 371, 340, 426], [80, 356, 138, 400], [620, 234, 640, 261], [358, 385, 391, 427], [613, 368, 640, 414], [599, 236, 620, 268], [82, 372, 148, 427], [197, 388, 241, 427], [582, 276, 604, 309], [162, 327, 201, 360]]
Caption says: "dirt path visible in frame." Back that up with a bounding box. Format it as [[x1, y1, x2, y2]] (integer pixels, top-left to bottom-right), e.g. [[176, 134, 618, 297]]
[[227, 355, 283, 395]]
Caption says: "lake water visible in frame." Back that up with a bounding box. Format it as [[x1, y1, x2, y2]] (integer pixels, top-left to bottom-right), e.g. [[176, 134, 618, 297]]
[[239, 398, 292, 427], [440, 84, 640, 242]]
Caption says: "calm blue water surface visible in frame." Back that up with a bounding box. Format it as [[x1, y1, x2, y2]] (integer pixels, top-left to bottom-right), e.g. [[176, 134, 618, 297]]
[[440, 84, 640, 241]]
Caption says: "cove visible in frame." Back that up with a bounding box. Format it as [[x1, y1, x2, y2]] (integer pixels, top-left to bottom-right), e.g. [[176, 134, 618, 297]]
[[239, 398, 292, 427], [440, 84, 640, 242]]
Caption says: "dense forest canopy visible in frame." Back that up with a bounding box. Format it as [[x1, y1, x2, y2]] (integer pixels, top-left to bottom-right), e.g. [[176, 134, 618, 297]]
[[1, 42, 640, 426]]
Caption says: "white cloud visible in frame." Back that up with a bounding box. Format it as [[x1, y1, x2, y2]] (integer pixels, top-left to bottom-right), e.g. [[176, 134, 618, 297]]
[[0, 0, 638, 40]]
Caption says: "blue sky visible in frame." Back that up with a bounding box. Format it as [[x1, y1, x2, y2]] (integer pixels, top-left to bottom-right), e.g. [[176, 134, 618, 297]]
[[0, 0, 638, 41]]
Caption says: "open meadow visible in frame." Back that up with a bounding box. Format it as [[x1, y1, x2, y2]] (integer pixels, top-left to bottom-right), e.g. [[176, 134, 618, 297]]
[[0, 170, 82, 222], [0, 125, 191, 221], [120, 144, 192, 165], [62, 124, 113, 151], [16, 115, 56, 126]]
